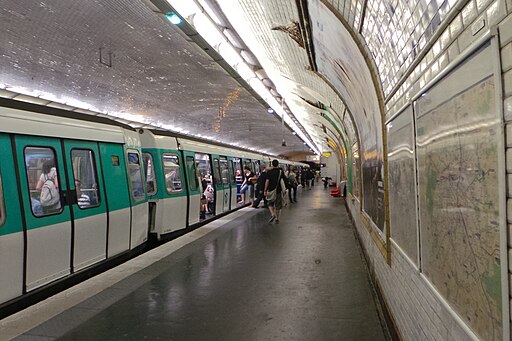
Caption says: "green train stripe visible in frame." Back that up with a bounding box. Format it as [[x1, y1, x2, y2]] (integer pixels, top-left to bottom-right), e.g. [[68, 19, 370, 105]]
[[100, 143, 131, 211], [0, 134, 23, 236]]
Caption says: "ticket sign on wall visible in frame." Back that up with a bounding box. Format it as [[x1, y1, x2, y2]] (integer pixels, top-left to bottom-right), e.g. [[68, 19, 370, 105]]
[[309, 0, 384, 231]]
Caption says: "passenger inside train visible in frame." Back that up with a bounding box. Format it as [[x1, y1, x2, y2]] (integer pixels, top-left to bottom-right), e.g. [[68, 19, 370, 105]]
[[29, 149, 61, 216]]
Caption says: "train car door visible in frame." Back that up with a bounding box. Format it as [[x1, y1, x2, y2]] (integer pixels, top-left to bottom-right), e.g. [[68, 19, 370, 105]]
[[242, 158, 253, 204], [63, 140, 107, 271], [125, 149, 147, 248], [212, 155, 224, 214], [233, 158, 242, 205], [159, 152, 187, 234], [219, 156, 230, 213], [183, 151, 201, 225], [227, 157, 236, 210], [15, 136, 72, 291], [0, 134, 24, 304], [98, 143, 131, 257]]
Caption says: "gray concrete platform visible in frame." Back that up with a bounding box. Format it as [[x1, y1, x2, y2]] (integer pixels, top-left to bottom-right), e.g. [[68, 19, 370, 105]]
[[8, 185, 390, 341]]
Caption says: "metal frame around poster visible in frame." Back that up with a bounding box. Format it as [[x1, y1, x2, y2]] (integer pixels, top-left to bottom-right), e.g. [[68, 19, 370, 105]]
[[492, 27, 510, 341], [409, 30, 507, 340], [384, 28, 508, 340], [386, 104, 420, 270]]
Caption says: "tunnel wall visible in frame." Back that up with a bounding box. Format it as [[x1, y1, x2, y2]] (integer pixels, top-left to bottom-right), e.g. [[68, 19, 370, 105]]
[[346, 1, 512, 340]]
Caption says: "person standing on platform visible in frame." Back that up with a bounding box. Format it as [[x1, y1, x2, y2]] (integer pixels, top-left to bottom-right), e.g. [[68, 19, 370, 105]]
[[252, 164, 268, 208], [239, 166, 255, 205], [264, 159, 286, 224]]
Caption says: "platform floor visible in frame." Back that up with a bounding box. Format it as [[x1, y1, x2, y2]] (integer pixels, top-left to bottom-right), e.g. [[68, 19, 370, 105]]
[[3, 184, 390, 341]]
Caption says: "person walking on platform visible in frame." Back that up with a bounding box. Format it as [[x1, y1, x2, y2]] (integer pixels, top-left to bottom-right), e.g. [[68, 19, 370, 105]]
[[264, 159, 286, 224], [287, 166, 298, 203], [252, 164, 268, 208], [305, 168, 314, 190]]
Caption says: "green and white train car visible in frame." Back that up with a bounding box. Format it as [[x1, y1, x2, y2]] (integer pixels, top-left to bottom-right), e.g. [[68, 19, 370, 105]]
[[140, 130, 187, 238], [0, 105, 148, 306], [0, 102, 289, 316]]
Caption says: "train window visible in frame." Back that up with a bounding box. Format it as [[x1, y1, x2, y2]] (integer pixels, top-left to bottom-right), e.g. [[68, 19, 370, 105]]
[[71, 149, 100, 209], [185, 156, 199, 191], [142, 153, 157, 196], [162, 154, 183, 194], [0, 171, 5, 226], [233, 158, 242, 182], [24, 147, 62, 217], [227, 160, 235, 185], [213, 159, 222, 187], [220, 157, 229, 186], [195, 153, 212, 189], [127, 151, 145, 201], [111, 155, 120, 166], [244, 159, 252, 171], [186, 156, 199, 191]]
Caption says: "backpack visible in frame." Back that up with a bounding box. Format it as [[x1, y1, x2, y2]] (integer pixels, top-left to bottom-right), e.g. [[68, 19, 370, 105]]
[[287, 173, 297, 187], [40, 178, 60, 207]]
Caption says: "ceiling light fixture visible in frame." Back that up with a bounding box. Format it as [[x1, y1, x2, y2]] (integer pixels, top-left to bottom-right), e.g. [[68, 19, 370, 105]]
[[166, 13, 183, 25]]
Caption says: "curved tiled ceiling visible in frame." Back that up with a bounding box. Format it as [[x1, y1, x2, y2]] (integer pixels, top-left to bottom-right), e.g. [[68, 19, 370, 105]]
[[209, 0, 368, 154], [330, 0, 461, 95], [204, 0, 473, 156], [0, 0, 309, 156], [0, 0, 468, 159]]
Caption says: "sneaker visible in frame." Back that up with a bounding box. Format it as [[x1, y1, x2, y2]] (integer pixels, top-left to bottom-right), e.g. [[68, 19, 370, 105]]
[[268, 216, 276, 223], [275, 219, 279, 224]]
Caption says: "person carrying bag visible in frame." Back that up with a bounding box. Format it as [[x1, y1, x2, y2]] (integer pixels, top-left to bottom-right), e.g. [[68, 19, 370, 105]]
[[264, 160, 285, 224]]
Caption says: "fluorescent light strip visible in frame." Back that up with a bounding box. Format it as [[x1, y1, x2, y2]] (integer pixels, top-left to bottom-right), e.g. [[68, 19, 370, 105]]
[[0, 90, 276, 155]]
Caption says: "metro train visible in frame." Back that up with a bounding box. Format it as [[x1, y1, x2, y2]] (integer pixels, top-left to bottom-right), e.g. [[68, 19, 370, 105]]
[[0, 100, 306, 315]]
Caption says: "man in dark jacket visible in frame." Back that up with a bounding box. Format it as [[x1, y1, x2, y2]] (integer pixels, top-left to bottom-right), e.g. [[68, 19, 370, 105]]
[[264, 159, 286, 223], [305, 168, 314, 190], [252, 164, 268, 208]]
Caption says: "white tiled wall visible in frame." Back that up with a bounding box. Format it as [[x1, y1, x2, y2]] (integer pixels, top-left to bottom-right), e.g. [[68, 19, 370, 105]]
[[347, 1, 512, 340], [346, 196, 479, 340]]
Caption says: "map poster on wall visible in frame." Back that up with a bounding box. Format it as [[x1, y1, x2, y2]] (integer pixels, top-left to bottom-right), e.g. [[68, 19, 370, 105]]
[[309, 0, 384, 231], [415, 44, 502, 341], [387, 106, 417, 264]]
